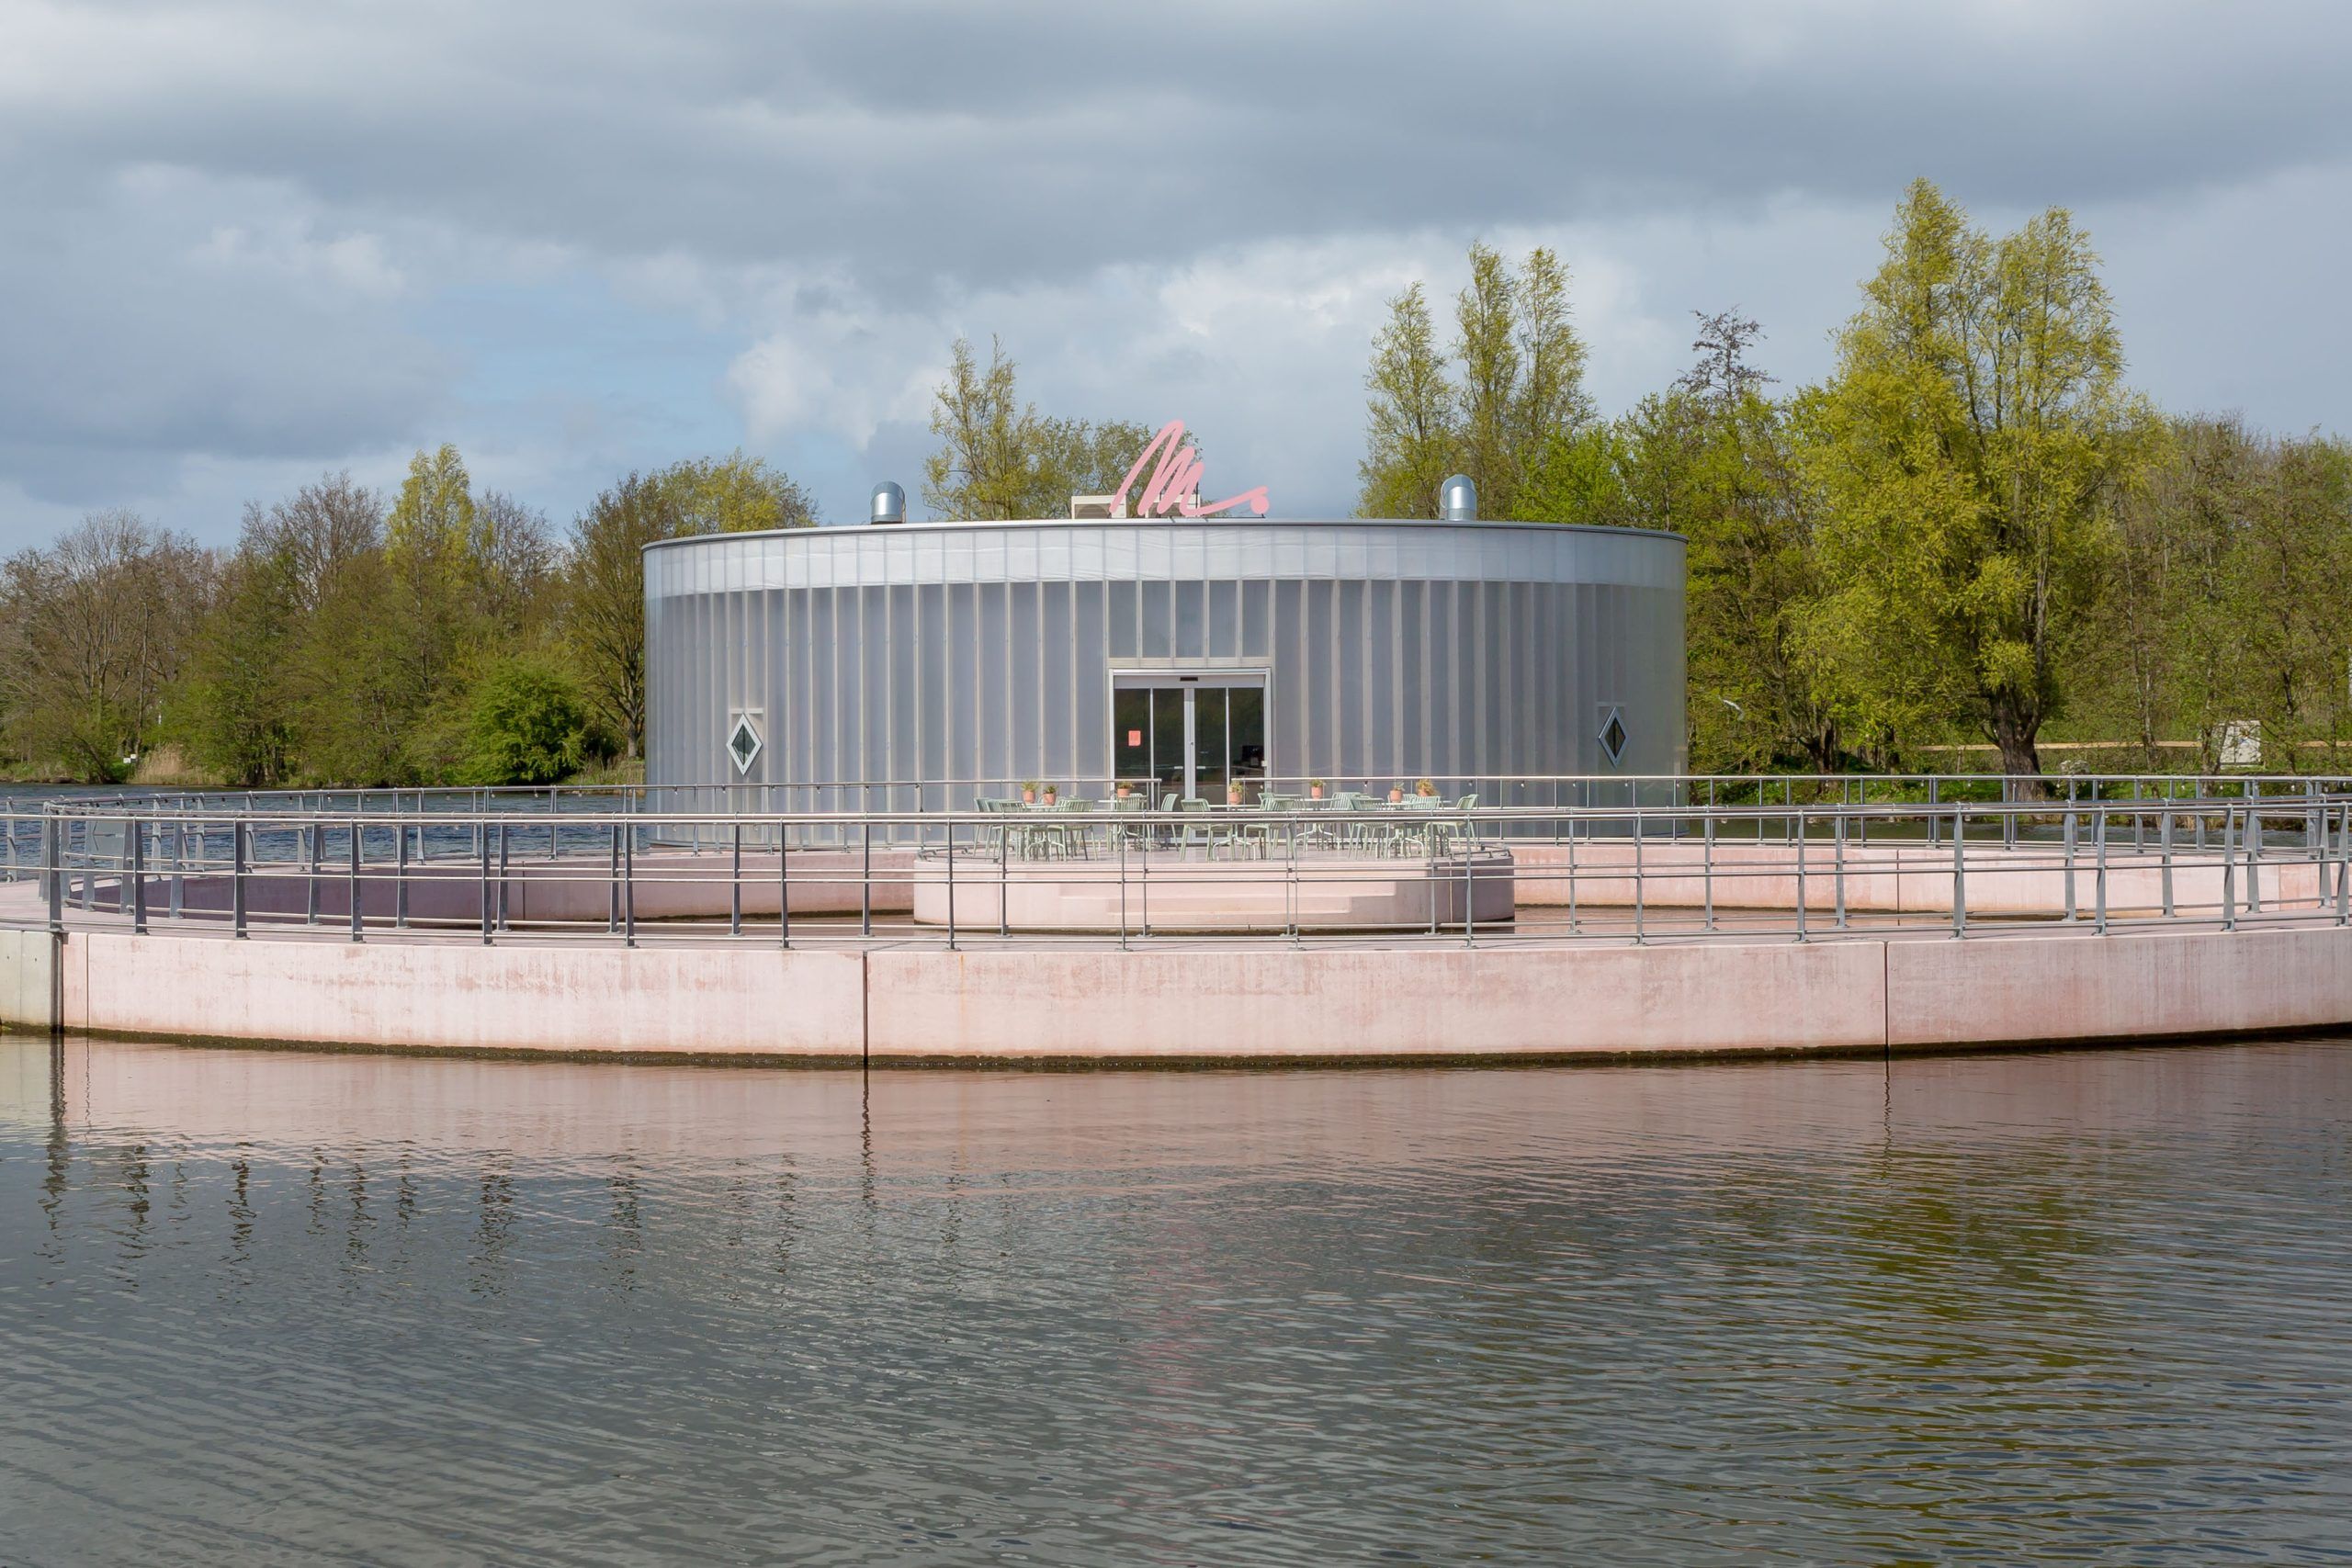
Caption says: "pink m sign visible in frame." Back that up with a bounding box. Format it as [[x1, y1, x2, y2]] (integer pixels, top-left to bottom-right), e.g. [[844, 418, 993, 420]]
[[1110, 421, 1270, 518]]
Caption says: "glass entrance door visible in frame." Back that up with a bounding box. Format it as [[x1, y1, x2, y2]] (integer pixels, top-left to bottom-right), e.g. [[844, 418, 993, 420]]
[[1112, 675, 1267, 803]]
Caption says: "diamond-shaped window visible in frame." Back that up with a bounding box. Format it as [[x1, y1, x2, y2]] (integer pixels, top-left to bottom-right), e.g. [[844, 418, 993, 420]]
[[727, 713, 763, 776], [1598, 706, 1628, 766]]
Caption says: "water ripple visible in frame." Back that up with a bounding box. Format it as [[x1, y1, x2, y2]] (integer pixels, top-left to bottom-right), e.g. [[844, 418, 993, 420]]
[[2, 1037, 2349, 1563]]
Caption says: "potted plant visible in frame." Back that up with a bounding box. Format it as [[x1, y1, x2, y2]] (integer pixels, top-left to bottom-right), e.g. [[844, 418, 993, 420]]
[[1021, 779, 1039, 804], [1042, 783, 1059, 805], [1308, 778, 1326, 800], [1415, 778, 1438, 798], [1115, 781, 1134, 800], [1387, 783, 1405, 804], [1227, 782, 1245, 806]]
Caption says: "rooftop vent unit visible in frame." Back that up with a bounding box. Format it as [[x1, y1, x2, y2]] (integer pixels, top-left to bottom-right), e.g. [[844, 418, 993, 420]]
[[869, 481, 906, 525], [1440, 474, 1477, 522]]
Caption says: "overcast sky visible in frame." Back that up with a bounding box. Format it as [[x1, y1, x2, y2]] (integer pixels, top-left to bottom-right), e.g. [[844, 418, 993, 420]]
[[4, 0, 2348, 544]]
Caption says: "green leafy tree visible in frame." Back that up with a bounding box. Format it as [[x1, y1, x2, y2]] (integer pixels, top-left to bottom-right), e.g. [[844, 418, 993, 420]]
[[559, 456, 816, 760], [1618, 313, 1835, 771], [384, 444, 482, 702], [459, 658, 605, 785], [178, 474, 386, 784], [1357, 283, 1456, 519], [1356, 243, 1593, 519], [562, 472, 675, 760], [0, 512, 213, 782], [656, 451, 819, 534], [1795, 180, 2157, 775], [923, 337, 1169, 518]]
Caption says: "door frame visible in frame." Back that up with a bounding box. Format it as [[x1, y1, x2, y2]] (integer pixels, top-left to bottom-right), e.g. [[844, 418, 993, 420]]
[[1109, 668, 1270, 801]]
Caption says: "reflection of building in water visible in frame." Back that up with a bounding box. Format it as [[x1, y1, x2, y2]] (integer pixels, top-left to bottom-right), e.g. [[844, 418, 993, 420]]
[[645, 486, 1685, 807]]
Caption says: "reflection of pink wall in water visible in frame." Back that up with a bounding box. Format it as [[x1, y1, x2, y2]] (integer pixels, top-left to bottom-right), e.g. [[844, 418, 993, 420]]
[[1111, 420, 1269, 518], [9, 1034, 2342, 1179]]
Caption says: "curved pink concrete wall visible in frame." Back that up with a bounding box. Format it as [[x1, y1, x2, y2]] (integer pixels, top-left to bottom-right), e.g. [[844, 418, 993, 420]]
[[32, 922, 2352, 1062]]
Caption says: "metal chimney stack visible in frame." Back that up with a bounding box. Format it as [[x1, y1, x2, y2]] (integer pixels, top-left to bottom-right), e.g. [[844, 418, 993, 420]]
[[1440, 475, 1477, 522], [869, 480, 907, 525]]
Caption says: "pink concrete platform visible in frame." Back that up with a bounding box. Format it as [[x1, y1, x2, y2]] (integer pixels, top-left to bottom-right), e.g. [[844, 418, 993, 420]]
[[908, 849, 1516, 932]]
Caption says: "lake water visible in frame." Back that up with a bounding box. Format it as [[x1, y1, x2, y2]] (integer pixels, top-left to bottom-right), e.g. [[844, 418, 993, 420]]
[[3, 1036, 2349, 1564]]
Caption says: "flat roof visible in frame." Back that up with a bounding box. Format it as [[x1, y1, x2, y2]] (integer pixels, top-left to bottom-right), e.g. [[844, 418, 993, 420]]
[[645, 515, 1686, 555]]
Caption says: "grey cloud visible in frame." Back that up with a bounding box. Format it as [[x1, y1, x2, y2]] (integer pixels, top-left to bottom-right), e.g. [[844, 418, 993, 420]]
[[9, 2, 2348, 293], [0, 167, 452, 502], [2, 0, 2348, 536]]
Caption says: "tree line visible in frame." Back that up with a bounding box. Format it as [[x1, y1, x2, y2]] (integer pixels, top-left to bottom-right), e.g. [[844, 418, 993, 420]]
[[1360, 179, 2352, 775], [0, 448, 816, 785], [6, 177, 2344, 785]]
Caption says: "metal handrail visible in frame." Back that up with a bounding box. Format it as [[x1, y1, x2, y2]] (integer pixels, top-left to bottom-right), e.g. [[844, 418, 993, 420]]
[[6, 792, 2347, 952]]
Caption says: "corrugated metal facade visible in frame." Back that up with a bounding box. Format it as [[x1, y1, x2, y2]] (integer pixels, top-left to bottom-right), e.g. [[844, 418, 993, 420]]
[[644, 518, 1685, 816]]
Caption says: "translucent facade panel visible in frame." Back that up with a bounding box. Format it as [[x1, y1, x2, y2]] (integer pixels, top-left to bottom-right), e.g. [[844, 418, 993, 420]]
[[1240, 579, 1269, 657], [1010, 581, 1040, 776], [1175, 580, 1205, 660], [979, 583, 1009, 784], [1073, 582, 1108, 782], [1336, 580, 1364, 767], [918, 584, 945, 785], [947, 583, 975, 785], [1041, 581, 1073, 782], [1141, 581, 1170, 658], [1108, 580, 1136, 658], [645, 519, 1686, 807]]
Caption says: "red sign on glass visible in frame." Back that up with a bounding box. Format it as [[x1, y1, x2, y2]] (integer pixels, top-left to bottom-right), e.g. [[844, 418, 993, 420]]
[[1126, 729, 1143, 747]]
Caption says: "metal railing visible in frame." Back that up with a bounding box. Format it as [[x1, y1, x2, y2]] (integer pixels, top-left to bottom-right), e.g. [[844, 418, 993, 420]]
[[6, 780, 2350, 950], [66, 770, 2352, 852]]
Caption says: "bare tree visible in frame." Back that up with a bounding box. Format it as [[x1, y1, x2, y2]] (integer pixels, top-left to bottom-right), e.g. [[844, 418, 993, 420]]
[[2, 511, 215, 780]]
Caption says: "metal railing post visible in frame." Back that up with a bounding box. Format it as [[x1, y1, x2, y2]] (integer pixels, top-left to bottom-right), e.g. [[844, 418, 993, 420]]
[[1566, 815, 1577, 934], [2338, 803, 2349, 928], [349, 820, 364, 942], [43, 814, 61, 934], [232, 820, 248, 939], [2222, 807, 2236, 931], [496, 823, 510, 931], [1951, 808, 1966, 938], [1702, 811, 1714, 932], [944, 812, 957, 950], [622, 821, 636, 947], [607, 824, 620, 934], [1462, 814, 1474, 945], [1632, 810, 1645, 944], [2160, 807, 2175, 919], [730, 822, 742, 937], [480, 823, 493, 945], [861, 823, 872, 938], [396, 822, 409, 930], [130, 817, 147, 935], [2094, 807, 2108, 933], [1793, 808, 1808, 942], [2246, 800, 2263, 912], [1834, 810, 1847, 931], [779, 817, 792, 948], [2062, 804, 2077, 921]]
